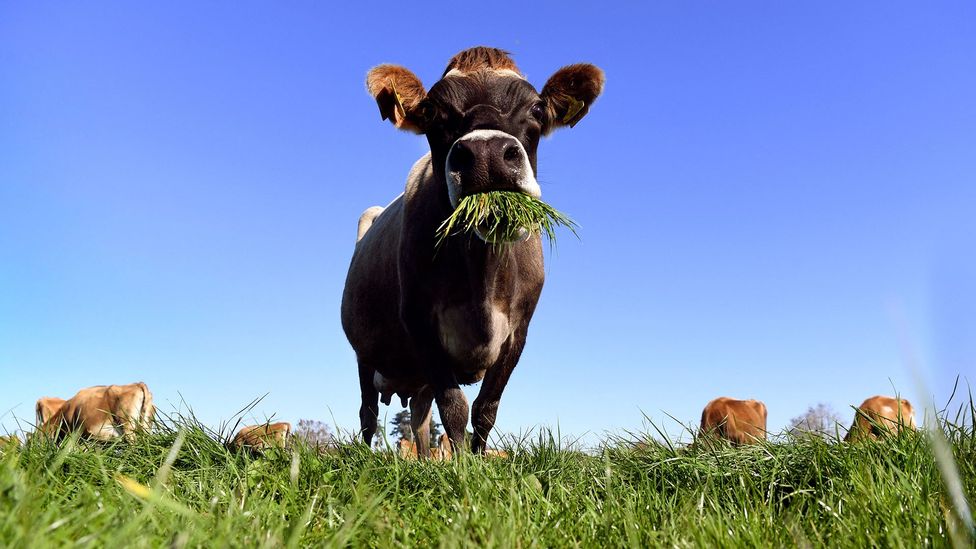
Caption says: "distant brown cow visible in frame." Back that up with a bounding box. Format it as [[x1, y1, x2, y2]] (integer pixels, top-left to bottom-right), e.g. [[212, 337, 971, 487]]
[[43, 382, 154, 441], [0, 435, 20, 451], [35, 397, 66, 429], [845, 395, 915, 442], [398, 433, 453, 461], [229, 422, 291, 453], [699, 397, 768, 445]]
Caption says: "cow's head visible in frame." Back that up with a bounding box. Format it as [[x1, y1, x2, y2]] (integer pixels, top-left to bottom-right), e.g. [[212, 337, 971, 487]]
[[366, 47, 604, 208]]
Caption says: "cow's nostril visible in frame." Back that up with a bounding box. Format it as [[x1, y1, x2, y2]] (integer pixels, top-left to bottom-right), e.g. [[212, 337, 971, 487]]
[[503, 144, 521, 165], [450, 142, 475, 172]]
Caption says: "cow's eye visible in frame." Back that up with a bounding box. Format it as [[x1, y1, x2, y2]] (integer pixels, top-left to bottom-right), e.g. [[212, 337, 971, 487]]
[[529, 102, 546, 121]]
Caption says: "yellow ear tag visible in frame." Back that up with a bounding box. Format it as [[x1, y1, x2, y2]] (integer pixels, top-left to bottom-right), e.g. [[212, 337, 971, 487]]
[[563, 97, 585, 125], [390, 79, 406, 122]]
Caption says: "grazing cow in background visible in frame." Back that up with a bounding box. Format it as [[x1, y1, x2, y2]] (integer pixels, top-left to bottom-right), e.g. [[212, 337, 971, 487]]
[[342, 46, 604, 457], [229, 422, 292, 453], [845, 395, 916, 442], [398, 433, 453, 460], [397, 438, 417, 459], [44, 382, 154, 441], [35, 397, 66, 429], [699, 397, 768, 445], [0, 435, 20, 450]]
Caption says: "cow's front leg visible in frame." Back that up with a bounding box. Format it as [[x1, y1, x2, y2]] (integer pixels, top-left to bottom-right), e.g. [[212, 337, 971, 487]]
[[432, 369, 469, 454], [410, 387, 434, 458], [471, 331, 526, 454]]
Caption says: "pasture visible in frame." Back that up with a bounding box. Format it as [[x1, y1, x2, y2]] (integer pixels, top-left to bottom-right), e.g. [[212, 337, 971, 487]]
[[1, 406, 973, 547]]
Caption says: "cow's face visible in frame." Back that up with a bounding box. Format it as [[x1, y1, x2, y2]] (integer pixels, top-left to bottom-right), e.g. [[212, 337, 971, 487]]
[[366, 47, 604, 208]]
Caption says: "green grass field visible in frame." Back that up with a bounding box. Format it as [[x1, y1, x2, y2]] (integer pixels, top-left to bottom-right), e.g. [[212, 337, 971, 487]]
[[1, 408, 974, 548]]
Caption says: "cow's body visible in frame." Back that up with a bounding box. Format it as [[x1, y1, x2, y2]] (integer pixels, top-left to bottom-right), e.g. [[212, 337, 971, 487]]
[[229, 422, 291, 453], [44, 382, 154, 441], [342, 47, 603, 456], [699, 397, 768, 445], [845, 395, 915, 442]]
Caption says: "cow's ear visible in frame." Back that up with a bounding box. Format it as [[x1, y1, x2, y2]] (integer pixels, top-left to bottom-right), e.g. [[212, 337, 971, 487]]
[[366, 64, 428, 133], [540, 64, 605, 134]]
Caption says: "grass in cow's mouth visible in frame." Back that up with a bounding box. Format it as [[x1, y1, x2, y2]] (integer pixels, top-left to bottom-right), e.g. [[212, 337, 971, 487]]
[[435, 191, 578, 248]]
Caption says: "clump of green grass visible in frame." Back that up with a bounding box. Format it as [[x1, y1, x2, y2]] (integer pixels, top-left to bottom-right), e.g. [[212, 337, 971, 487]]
[[1, 404, 973, 547], [436, 191, 578, 248]]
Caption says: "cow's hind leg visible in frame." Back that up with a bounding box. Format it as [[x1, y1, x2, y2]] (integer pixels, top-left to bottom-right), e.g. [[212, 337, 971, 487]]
[[410, 388, 434, 458], [358, 362, 380, 446]]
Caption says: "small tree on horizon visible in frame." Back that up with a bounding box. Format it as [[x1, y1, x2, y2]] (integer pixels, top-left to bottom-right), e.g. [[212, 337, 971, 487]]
[[294, 419, 334, 449], [789, 403, 845, 439]]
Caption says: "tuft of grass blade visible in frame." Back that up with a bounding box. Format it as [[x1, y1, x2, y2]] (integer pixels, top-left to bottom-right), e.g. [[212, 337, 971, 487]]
[[435, 191, 578, 249]]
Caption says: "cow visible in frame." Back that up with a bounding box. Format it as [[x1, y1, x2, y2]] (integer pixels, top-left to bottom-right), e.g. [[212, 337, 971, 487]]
[[35, 396, 66, 429], [699, 397, 768, 445], [229, 422, 292, 453], [0, 435, 20, 451], [43, 382, 154, 441], [341, 46, 604, 457], [398, 433, 453, 460], [844, 395, 916, 442]]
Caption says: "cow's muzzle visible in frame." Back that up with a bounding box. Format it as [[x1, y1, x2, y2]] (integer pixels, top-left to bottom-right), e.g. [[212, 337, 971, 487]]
[[445, 129, 541, 209]]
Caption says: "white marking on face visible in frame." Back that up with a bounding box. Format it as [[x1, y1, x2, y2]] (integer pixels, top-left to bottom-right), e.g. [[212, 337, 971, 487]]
[[444, 129, 542, 209]]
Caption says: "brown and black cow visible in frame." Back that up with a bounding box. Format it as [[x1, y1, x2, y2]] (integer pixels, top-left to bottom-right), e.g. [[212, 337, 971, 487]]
[[342, 47, 604, 456]]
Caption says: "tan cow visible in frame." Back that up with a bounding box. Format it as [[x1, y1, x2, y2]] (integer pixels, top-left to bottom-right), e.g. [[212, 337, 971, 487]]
[[398, 438, 418, 459], [845, 395, 916, 442], [36, 397, 66, 429], [398, 433, 453, 460], [44, 382, 154, 441], [229, 422, 291, 453], [0, 435, 20, 451], [699, 397, 768, 445]]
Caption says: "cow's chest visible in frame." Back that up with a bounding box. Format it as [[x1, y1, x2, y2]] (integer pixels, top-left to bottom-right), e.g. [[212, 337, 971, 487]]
[[434, 302, 513, 370]]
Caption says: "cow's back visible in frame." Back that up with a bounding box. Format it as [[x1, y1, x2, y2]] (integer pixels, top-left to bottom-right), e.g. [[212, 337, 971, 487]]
[[55, 382, 153, 441], [341, 194, 408, 361], [341, 155, 434, 370]]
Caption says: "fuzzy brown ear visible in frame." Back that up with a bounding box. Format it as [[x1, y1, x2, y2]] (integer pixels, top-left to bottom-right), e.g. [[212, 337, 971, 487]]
[[366, 64, 427, 133], [540, 63, 605, 133]]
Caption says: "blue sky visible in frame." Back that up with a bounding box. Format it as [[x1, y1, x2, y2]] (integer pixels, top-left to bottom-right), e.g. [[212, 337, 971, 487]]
[[1, 3, 973, 445]]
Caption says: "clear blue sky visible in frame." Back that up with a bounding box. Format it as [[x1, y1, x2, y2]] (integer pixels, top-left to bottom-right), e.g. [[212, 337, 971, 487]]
[[2, 3, 974, 444]]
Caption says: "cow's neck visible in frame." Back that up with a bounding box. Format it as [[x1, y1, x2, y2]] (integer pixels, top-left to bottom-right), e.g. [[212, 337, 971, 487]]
[[419, 170, 537, 302]]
